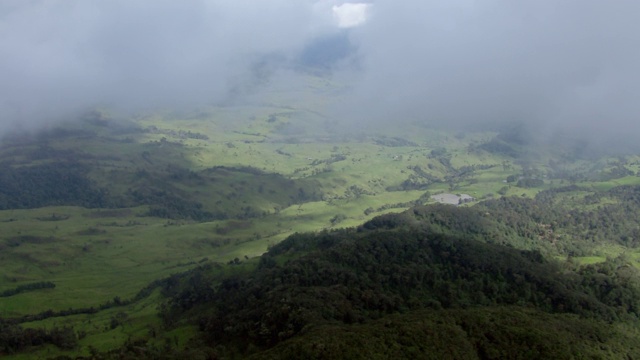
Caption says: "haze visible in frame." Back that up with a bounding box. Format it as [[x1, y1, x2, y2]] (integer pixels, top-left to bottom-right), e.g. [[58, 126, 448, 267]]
[[1, 0, 639, 146]]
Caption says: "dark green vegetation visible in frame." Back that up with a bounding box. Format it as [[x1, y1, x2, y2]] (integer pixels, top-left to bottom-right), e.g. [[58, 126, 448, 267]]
[[147, 202, 640, 358], [0, 282, 55, 298], [13, 197, 640, 359], [2, 78, 640, 358]]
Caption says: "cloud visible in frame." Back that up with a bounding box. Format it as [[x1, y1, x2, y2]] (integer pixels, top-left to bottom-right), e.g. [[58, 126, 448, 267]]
[[2, 0, 640, 151], [339, 0, 640, 145], [332, 3, 371, 28], [0, 0, 338, 131]]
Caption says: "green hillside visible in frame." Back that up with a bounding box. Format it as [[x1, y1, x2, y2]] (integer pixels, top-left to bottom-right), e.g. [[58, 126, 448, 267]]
[[11, 198, 636, 359], [1, 77, 640, 358]]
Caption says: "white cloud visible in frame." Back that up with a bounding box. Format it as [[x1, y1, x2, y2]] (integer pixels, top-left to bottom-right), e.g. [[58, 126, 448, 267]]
[[332, 3, 371, 28]]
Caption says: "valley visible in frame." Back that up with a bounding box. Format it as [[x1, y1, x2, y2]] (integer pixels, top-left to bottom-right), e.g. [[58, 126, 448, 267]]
[[3, 2, 640, 358], [1, 77, 640, 358]]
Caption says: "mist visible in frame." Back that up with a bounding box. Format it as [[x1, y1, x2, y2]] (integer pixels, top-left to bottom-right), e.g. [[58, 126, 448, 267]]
[[0, 0, 340, 132], [341, 0, 640, 147], [2, 1, 640, 148]]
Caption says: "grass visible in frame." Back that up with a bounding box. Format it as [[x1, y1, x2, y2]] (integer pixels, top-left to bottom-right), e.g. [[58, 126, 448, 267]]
[[573, 256, 608, 265], [5, 290, 168, 359], [589, 176, 640, 191]]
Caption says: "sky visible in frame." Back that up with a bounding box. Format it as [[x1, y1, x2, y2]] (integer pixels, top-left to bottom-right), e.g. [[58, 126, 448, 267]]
[[1, 1, 639, 146]]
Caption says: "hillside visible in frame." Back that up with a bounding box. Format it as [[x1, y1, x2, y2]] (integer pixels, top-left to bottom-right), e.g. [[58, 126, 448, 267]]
[[141, 201, 639, 359], [4, 2, 640, 358], [12, 196, 635, 359], [4, 185, 640, 357], [1, 84, 640, 358]]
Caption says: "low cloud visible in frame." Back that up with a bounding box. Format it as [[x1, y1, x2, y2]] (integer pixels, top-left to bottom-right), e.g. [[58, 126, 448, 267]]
[[339, 1, 640, 146], [2, 1, 640, 150], [0, 0, 338, 131]]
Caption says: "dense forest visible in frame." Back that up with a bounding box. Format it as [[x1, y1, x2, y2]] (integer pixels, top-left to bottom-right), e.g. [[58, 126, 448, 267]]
[[150, 210, 639, 358], [0, 162, 107, 209]]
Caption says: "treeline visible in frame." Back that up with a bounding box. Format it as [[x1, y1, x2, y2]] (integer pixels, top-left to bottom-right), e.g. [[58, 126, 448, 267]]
[[0, 159, 322, 221], [0, 161, 220, 221], [390, 163, 495, 192], [3, 278, 164, 325], [0, 322, 76, 354], [0, 281, 55, 298], [0, 162, 107, 209], [125, 165, 322, 221], [477, 185, 640, 254], [255, 307, 640, 360], [129, 187, 222, 221], [0, 161, 221, 221], [388, 165, 440, 191], [48, 307, 640, 359], [144, 126, 209, 140], [0, 276, 171, 354], [0, 134, 325, 220], [373, 136, 418, 147], [391, 185, 640, 257], [475, 138, 521, 158]]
